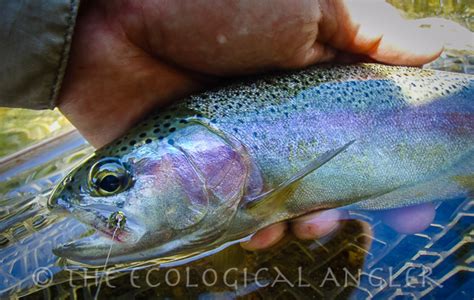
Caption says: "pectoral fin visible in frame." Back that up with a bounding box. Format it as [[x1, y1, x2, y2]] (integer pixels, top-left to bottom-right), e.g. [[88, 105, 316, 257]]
[[245, 140, 355, 211]]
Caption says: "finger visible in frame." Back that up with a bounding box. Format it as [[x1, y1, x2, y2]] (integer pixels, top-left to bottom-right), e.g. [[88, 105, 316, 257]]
[[377, 203, 435, 234], [240, 222, 287, 251], [367, 21, 443, 66], [291, 209, 344, 240], [325, 0, 443, 66]]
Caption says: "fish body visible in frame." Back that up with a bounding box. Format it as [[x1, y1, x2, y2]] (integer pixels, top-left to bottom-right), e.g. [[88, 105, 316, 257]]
[[48, 64, 474, 266]]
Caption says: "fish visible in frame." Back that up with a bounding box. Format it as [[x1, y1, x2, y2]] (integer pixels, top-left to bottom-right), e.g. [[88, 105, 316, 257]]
[[47, 63, 474, 267]]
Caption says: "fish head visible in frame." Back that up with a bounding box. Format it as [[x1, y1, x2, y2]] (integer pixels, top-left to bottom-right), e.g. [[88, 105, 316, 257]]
[[48, 123, 252, 265]]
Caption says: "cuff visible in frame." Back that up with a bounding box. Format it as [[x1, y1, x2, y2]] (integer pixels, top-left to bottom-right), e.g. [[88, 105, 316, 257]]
[[0, 0, 80, 109]]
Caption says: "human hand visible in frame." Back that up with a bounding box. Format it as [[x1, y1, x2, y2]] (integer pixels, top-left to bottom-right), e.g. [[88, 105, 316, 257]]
[[240, 203, 436, 250], [57, 0, 442, 250]]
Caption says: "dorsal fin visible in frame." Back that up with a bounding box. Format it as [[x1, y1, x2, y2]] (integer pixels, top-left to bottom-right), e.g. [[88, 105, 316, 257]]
[[245, 140, 355, 210]]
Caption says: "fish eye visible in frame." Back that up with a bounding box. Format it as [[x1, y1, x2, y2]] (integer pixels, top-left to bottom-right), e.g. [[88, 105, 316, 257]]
[[88, 157, 132, 196], [99, 174, 121, 193]]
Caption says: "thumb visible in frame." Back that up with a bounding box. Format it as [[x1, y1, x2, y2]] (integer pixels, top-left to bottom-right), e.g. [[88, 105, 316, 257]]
[[325, 0, 443, 66]]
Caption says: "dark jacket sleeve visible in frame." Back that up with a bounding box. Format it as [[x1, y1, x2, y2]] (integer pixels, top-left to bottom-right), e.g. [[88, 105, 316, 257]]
[[0, 0, 80, 109]]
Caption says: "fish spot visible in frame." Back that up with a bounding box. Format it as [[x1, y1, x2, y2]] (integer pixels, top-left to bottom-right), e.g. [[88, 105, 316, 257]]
[[153, 128, 160, 134], [164, 123, 171, 128], [169, 127, 176, 133], [168, 139, 175, 145], [145, 139, 152, 144], [139, 133, 147, 138], [120, 146, 127, 152], [129, 140, 137, 146]]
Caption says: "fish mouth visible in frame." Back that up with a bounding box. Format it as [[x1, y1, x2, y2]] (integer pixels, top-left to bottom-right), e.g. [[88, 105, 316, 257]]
[[52, 202, 147, 263], [70, 203, 145, 243], [53, 235, 190, 266], [52, 204, 185, 266]]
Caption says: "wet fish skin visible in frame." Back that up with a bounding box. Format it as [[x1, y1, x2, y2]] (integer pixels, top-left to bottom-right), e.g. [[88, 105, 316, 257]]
[[48, 63, 474, 266]]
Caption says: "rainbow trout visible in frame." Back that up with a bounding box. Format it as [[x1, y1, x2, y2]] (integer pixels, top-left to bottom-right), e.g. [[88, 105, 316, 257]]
[[48, 64, 473, 266]]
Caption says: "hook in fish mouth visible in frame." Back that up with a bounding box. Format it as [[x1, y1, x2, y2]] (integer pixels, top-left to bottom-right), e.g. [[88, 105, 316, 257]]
[[108, 211, 127, 230], [53, 202, 146, 261], [73, 203, 145, 242], [52, 203, 149, 265]]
